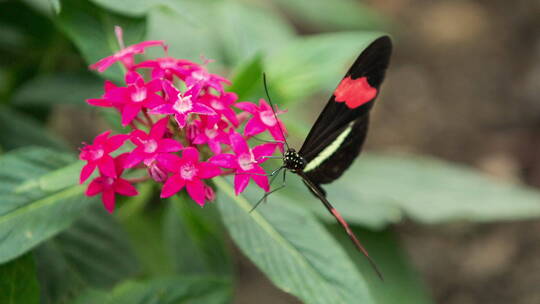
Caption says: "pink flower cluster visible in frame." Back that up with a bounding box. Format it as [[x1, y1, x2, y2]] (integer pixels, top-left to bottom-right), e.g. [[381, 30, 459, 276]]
[[80, 26, 286, 213]]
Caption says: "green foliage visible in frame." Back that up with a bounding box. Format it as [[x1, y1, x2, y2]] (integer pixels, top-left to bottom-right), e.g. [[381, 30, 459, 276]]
[[268, 0, 387, 31], [215, 176, 375, 304], [330, 226, 433, 304], [164, 193, 232, 277], [72, 275, 232, 304], [0, 254, 40, 304], [11, 73, 102, 106], [35, 204, 139, 303], [56, 0, 147, 81], [0, 107, 69, 151], [0, 147, 97, 263], [2, 1, 540, 303]]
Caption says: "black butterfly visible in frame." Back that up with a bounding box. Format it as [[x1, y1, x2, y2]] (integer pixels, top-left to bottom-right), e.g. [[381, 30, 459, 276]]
[[258, 36, 392, 279]]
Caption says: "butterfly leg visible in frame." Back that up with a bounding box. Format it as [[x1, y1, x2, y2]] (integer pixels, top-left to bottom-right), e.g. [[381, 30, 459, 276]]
[[236, 167, 283, 177], [251, 136, 286, 145], [249, 168, 287, 213]]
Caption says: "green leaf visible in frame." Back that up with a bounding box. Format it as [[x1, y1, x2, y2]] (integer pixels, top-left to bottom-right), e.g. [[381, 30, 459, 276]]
[[269, 0, 386, 31], [55, 0, 147, 81], [341, 154, 540, 225], [213, 1, 294, 65], [145, 3, 222, 63], [11, 73, 103, 106], [292, 153, 540, 229], [89, 0, 157, 17], [214, 176, 375, 304], [266, 32, 385, 104], [329, 226, 433, 304], [49, 0, 61, 14], [164, 193, 232, 277], [35, 204, 140, 304], [72, 276, 232, 304], [228, 53, 263, 101], [0, 107, 69, 152], [0, 147, 97, 263], [0, 254, 40, 304], [118, 190, 175, 276]]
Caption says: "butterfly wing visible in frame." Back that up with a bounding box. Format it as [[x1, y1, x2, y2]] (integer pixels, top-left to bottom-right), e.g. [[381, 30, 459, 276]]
[[298, 36, 392, 188]]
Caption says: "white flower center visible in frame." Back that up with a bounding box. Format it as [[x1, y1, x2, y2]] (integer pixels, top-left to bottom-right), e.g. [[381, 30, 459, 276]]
[[173, 94, 193, 113], [192, 70, 207, 81], [103, 176, 115, 187], [143, 139, 158, 153], [89, 148, 104, 161], [260, 110, 277, 127], [238, 153, 255, 171], [180, 163, 198, 181], [131, 86, 147, 103], [205, 127, 218, 139], [211, 100, 224, 110], [161, 59, 176, 69]]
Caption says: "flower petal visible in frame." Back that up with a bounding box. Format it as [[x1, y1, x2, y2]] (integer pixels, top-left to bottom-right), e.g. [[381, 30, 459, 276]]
[[150, 117, 169, 138], [229, 131, 249, 155], [157, 139, 183, 153], [157, 153, 182, 172], [102, 190, 116, 213], [85, 178, 103, 196], [192, 103, 216, 116], [121, 104, 141, 126], [244, 117, 266, 137], [114, 179, 138, 196], [234, 101, 258, 114], [98, 155, 117, 177], [86, 98, 112, 107], [234, 173, 250, 195], [182, 147, 199, 162], [162, 79, 179, 101], [209, 154, 237, 169], [198, 162, 221, 179], [105, 134, 129, 152], [124, 149, 145, 168], [251, 166, 270, 192], [94, 130, 112, 145], [253, 143, 278, 161], [80, 163, 96, 184], [161, 174, 185, 198], [186, 179, 206, 206]]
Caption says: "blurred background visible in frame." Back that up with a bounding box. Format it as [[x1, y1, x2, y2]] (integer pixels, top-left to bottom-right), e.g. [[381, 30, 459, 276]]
[[1, 0, 540, 303]]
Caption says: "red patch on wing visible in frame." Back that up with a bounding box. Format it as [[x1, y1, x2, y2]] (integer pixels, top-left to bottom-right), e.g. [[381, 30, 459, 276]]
[[334, 76, 377, 109]]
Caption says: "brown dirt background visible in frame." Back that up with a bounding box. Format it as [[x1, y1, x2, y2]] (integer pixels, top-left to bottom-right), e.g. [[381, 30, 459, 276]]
[[235, 0, 540, 303]]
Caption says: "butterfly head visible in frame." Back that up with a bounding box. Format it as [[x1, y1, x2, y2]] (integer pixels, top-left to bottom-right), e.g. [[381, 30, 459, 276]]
[[283, 148, 306, 172]]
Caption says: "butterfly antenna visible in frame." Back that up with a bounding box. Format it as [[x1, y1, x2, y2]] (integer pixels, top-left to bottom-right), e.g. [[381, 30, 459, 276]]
[[263, 73, 290, 151]]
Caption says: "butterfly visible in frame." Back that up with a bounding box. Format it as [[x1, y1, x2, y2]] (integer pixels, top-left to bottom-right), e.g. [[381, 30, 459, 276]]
[[258, 36, 393, 279]]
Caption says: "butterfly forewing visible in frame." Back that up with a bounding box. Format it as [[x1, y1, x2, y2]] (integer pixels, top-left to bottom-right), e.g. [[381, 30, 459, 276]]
[[298, 36, 392, 189]]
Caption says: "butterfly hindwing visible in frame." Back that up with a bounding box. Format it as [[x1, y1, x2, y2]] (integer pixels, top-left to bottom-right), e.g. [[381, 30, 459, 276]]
[[298, 36, 392, 188]]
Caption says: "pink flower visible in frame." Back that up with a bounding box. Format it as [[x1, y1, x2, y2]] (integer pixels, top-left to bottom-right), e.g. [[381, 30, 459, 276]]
[[235, 99, 287, 143], [150, 80, 215, 128], [88, 71, 164, 126], [79, 131, 128, 183], [90, 26, 165, 72], [124, 118, 183, 169], [200, 91, 239, 126], [191, 118, 230, 154], [160, 147, 221, 205], [210, 131, 277, 195], [135, 57, 197, 80], [85, 154, 138, 213], [185, 67, 230, 93]]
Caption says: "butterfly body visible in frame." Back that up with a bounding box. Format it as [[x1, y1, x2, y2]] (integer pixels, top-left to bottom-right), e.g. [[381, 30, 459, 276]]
[[283, 148, 306, 172]]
